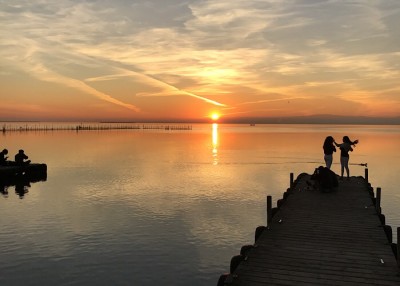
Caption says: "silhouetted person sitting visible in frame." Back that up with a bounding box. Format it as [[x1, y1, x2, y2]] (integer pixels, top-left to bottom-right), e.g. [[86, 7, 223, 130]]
[[15, 149, 31, 166], [310, 166, 338, 192], [0, 148, 8, 165]]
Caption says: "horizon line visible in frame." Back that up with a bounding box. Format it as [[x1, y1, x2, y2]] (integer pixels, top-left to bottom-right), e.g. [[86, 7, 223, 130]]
[[1, 116, 400, 125]]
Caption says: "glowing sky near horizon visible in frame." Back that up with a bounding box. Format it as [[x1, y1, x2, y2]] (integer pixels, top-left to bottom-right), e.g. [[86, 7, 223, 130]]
[[1, 0, 399, 121]]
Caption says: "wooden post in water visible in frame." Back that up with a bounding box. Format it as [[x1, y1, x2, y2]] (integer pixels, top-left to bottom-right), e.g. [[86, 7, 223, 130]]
[[365, 168, 369, 183], [376, 187, 381, 214], [267, 195, 272, 228], [397, 227, 400, 269], [290, 173, 294, 190]]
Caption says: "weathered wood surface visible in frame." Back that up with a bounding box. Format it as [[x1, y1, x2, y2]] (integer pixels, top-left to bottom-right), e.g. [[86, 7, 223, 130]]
[[228, 174, 400, 286]]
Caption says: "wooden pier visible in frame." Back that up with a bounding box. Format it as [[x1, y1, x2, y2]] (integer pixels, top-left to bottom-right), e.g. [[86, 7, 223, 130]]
[[218, 171, 400, 285]]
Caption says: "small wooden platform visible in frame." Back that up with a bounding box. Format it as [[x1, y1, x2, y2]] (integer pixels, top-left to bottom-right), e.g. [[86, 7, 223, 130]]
[[0, 163, 47, 184], [220, 174, 400, 285]]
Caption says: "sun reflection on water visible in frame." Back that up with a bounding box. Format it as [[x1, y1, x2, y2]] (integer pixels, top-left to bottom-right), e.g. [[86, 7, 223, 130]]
[[212, 123, 218, 165]]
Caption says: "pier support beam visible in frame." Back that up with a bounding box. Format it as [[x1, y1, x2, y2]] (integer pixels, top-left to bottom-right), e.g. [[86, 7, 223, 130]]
[[267, 195, 272, 228], [398, 227, 400, 269], [290, 173, 294, 190], [376, 187, 381, 214]]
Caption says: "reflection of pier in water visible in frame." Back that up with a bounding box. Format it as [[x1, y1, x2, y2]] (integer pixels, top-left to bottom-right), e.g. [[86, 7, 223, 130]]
[[0, 164, 47, 199]]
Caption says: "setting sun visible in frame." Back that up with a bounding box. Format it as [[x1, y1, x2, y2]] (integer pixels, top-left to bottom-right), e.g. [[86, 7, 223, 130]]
[[211, 113, 220, 121]]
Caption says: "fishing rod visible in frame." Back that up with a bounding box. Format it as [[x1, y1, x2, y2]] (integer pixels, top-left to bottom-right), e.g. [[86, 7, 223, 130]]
[[313, 162, 368, 167], [202, 161, 368, 166], [351, 163, 368, 167]]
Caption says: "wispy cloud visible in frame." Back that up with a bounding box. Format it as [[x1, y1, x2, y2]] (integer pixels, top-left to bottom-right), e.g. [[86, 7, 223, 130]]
[[86, 68, 227, 107], [1, 0, 400, 119], [32, 63, 141, 112], [237, 96, 308, 106]]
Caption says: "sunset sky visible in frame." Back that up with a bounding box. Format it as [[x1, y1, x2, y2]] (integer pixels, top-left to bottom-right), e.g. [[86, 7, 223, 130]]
[[1, 0, 399, 122]]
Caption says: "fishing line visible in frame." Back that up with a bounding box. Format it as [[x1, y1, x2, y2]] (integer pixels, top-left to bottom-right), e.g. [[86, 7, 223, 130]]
[[186, 161, 368, 166]]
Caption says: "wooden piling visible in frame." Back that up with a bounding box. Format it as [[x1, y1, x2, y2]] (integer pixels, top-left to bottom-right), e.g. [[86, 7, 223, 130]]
[[266, 195, 272, 228], [0, 123, 192, 132], [376, 187, 382, 214], [398, 227, 400, 268], [290, 172, 294, 190], [365, 168, 369, 183]]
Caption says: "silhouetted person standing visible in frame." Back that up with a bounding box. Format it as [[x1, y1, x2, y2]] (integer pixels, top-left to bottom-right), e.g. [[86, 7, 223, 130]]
[[335, 136, 358, 179], [323, 136, 336, 169], [0, 149, 8, 165], [15, 149, 31, 166]]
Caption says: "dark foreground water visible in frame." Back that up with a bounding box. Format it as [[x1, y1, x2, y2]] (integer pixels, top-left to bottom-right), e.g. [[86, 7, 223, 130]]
[[1, 123, 399, 285]]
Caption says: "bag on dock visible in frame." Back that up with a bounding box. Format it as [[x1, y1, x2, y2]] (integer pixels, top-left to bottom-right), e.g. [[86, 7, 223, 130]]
[[311, 166, 338, 192]]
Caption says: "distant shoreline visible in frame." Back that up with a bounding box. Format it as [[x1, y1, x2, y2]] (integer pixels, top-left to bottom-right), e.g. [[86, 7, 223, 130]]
[[1, 116, 399, 125]]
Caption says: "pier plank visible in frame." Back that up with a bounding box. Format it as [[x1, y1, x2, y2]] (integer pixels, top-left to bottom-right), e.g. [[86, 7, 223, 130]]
[[225, 174, 400, 286]]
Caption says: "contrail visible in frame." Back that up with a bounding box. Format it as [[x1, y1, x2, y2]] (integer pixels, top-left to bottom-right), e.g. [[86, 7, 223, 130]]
[[39, 69, 140, 112], [20, 57, 140, 112], [89, 68, 227, 107]]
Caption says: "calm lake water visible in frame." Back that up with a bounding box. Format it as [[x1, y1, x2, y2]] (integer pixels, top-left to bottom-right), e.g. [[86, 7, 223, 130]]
[[1, 123, 399, 286]]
